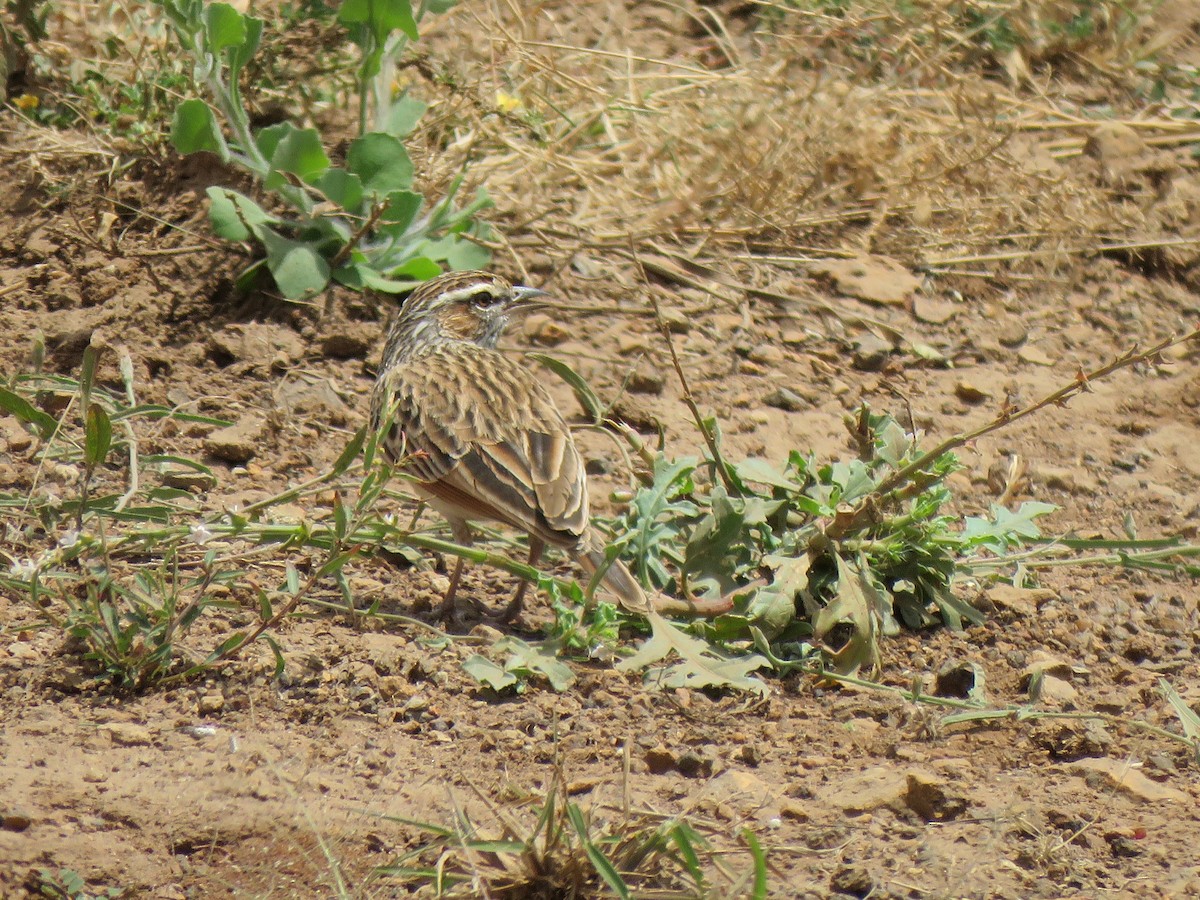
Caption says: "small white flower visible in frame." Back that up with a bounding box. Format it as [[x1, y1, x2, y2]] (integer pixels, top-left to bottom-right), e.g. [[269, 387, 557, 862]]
[[190, 525, 215, 546], [58, 530, 80, 550], [8, 558, 37, 580]]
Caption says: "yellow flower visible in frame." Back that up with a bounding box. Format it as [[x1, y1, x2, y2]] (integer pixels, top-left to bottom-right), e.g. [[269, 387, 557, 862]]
[[495, 91, 522, 114], [13, 93, 39, 111]]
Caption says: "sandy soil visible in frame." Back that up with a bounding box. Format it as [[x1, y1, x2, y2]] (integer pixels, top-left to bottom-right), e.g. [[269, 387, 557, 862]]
[[2, 1, 1200, 897]]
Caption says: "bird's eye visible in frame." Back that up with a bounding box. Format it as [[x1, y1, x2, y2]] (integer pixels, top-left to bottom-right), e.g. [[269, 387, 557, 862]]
[[470, 291, 499, 309]]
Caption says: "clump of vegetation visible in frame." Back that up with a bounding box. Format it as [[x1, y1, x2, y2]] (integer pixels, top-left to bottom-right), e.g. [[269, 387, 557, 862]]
[[160, 0, 492, 301]]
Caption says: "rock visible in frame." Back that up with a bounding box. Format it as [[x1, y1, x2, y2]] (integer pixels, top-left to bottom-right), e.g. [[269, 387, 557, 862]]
[[699, 771, 781, 823], [984, 584, 1056, 617], [904, 771, 968, 821], [676, 750, 713, 778], [829, 862, 874, 897], [616, 333, 650, 355], [811, 254, 921, 306], [1, 418, 33, 453], [98, 722, 154, 746], [321, 324, 374, 359], [1018, 344, 1054, 366], [912, 295, 957, 324], [275, 375, 352, 426], [954, 381, 990, 404], [204, 416, 265, 464], [997, 318, 1028, 347], [764, 387, 806, 412], [818, 766, 906, 813], [1031, 674, 1079, 706], [851, 334, 893, 372], [645, 745, 675, 774], [523, 313, 570, 346], [1033, 465, 1099, 495], [627, 368, 665, 395], [1069, 757, 1189, 803], [198, 693, 225, 715], [748, 343, 784, 366], [207, 323, 305, 368], [780, 330, 808, 347], [660, 308, 690, 334]]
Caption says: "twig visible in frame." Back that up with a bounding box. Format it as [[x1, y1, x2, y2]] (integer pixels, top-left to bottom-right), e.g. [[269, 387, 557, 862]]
[[826, 327, 1200, 541], [629, 244, 741, 498]]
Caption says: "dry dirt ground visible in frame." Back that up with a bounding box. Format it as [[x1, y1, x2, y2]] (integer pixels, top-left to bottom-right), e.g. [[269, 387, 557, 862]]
[[3, 1, 1200, 897]]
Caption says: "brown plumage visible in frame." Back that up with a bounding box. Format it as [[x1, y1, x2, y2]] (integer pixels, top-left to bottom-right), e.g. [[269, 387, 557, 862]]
[[370, 270, 652, 621]]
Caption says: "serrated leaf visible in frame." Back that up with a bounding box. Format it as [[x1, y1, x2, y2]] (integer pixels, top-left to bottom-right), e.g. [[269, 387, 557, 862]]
[[462, 654, 518, 691], [347, 133, 413, 196], [961, 501, 1057, 550], [813, 554, 880, 677], [171, 99, 226, 156], [616, 612, 769, 695], [254, 226, 331, 299], [497, 637, 576, 691]]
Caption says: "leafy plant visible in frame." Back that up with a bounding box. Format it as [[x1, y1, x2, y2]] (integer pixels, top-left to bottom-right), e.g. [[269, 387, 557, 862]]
[[159, 0, 492, 301]]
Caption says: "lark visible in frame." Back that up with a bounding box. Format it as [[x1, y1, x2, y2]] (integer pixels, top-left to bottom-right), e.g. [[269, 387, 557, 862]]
[[369, 270, 653, 622]]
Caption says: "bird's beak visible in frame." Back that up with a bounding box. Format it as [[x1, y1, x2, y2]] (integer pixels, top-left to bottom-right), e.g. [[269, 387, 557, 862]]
[[511, 285, 551, 309]]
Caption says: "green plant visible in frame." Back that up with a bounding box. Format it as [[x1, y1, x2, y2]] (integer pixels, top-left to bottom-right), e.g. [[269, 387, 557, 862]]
[[33, 867, 123, 900], [160, 0, 492, 301], [372, 767, 764, 897]]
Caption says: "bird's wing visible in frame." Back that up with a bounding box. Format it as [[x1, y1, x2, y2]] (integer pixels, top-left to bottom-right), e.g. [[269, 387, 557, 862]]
[[372, 346, 589, 546]]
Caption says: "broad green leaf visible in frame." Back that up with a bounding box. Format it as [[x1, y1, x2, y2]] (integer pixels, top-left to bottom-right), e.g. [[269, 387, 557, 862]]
[[315, 168, 364, 212], [445, 236, 491, 271], [84, 403, 113, 470], [347, 133, 413, 196], [204, 2, 245, 54], [262, 124, 330, 188], [735, 457, 800, 491], [171, 99, 225, 156], [255, 226, 331, 299], [380, 189, 423, 231], [384, 95, 427, 138], [0, 386, 57, 438], [462, 654, 518, 691], [338, 0, 418, 40], [206, 187, 275, 241]]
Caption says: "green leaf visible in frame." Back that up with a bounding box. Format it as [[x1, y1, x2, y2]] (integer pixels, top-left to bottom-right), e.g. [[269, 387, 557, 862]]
[[204, 2, 246, 54], [333, 426, 367, 475], [206, 187, 275, 241], [962, 501, 1057, 550], [813, 554, 881, 677], [497, 637, 576, 692], [263, 634, 286, 679], [529, 354, 603, 424], [1159, 678, 1200, 743], [347, 133, 413, 196], [227, 16, 263, 72], [616, 612, 769, 695], [445, 237, 491, 271], [84, 403, 113, 470], [462, 654, 518, 691], [171, 99, 225, 156], [743, 828, 768, 900], [338, 0, 418, 40], [380, 189, 423, 232], [315, 169, 365, 212], [0, 386, 57, 438], [384, 95, 427, 138], [567, 804, 631, 900], [255, 226, 331, 299], [261, 124, 330, 188]]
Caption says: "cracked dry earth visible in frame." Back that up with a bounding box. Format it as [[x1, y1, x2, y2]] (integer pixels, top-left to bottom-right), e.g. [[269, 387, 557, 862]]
[[3, 4, 1200, 900]]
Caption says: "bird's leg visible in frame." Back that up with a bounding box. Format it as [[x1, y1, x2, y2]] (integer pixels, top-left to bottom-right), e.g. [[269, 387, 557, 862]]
[[437, 521, 474, 621], [437, 555, 466, 621], [495, 538, 544, 623]]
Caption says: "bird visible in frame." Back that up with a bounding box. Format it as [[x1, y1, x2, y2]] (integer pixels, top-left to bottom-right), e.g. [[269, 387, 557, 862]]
[[369, 269, 655, 622]]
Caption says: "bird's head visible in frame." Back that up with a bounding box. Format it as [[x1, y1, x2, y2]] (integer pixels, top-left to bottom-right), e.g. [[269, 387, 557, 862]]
[[382, 271, 549, 364]]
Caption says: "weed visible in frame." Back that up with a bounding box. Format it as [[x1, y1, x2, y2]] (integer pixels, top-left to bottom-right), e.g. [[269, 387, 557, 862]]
[[32, 867, 123, 900], [158, 0, 493, 303]]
